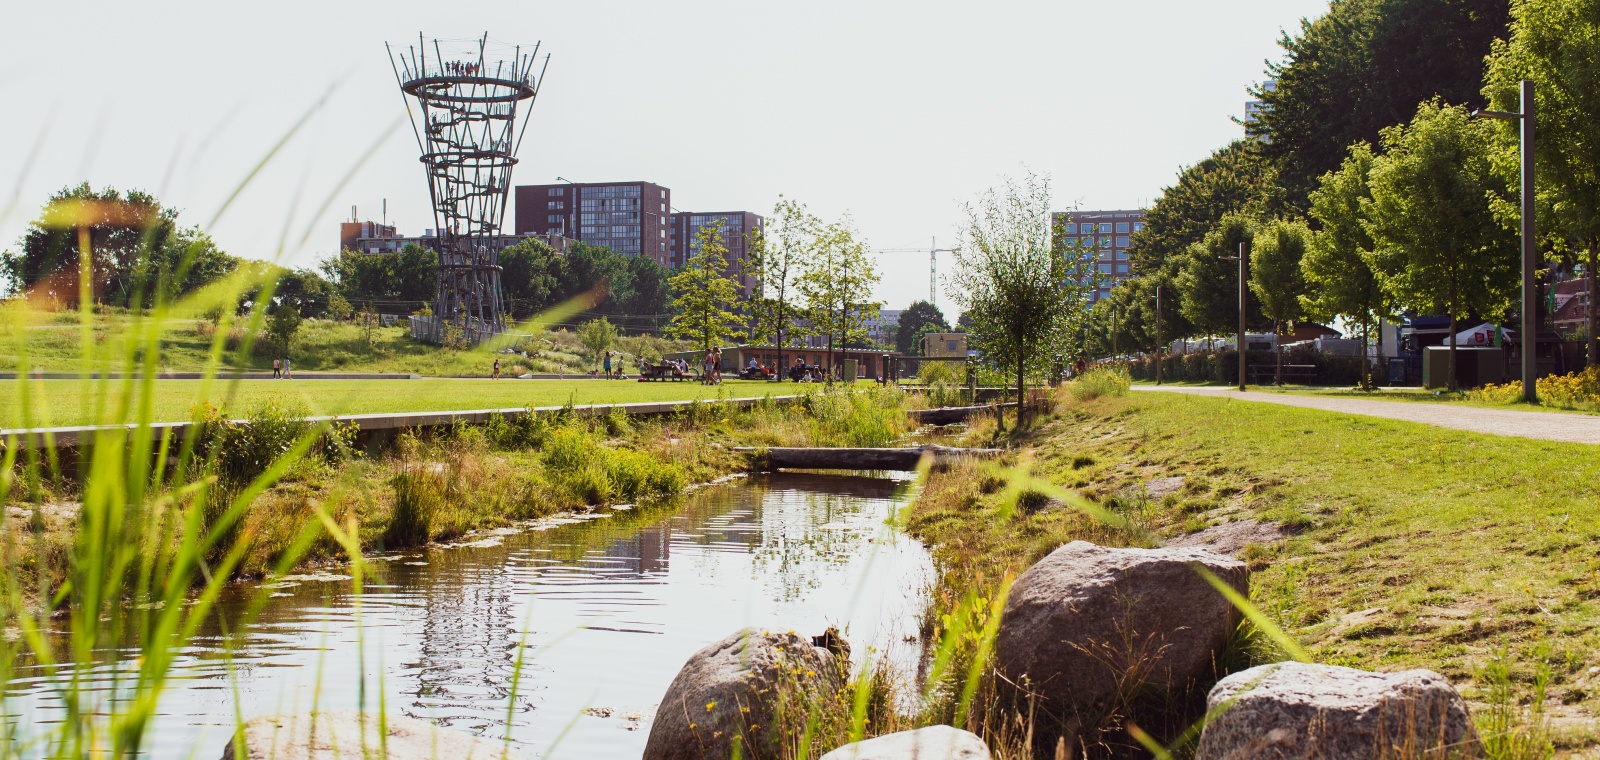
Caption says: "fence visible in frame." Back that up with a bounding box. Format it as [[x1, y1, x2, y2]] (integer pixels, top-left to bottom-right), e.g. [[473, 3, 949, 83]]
[[1125, 346, 1367, 386]]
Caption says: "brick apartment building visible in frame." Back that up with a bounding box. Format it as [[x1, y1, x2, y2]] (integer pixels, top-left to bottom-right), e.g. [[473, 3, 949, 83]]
[[669, 211, 764, 293], [514, 181, 673, 266], [1052, 209, 1147, 302]]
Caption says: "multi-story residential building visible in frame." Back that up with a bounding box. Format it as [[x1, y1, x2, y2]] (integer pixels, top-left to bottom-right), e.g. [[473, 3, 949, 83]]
[[1053, 209, 1147, 302], [669, 211, 764, 292], [863, 309, 902, 348], [513, 181, 673, 266], [1245, 79, 1277, 140]]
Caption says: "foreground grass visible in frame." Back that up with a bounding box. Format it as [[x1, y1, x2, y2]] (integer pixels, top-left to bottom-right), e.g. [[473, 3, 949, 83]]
[[0, 378, 796, 427], [909, 389, 1600, 754]]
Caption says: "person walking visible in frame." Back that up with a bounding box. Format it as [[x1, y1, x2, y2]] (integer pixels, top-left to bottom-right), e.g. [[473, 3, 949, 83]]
[[272, 357, 281, 379], [283, 357, 292, 379], [493, 358, 501, 379]]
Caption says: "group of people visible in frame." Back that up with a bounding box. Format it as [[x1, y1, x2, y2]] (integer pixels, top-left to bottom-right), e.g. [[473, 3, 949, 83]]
[[271, 357, 293, 379], [788, 358, 829, 383], [701, 348, 723, 385], [444, 61, 479, 76]]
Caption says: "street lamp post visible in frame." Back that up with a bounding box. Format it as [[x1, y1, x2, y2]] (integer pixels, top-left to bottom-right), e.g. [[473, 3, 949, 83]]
[[1473, 79, 1537, 404], [1155, 284, 1163, 386], [1222, 242, 1249, 392]]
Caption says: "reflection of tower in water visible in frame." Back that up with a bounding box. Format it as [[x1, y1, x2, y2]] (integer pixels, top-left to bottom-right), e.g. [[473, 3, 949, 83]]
[[400, 557, 530, 735]]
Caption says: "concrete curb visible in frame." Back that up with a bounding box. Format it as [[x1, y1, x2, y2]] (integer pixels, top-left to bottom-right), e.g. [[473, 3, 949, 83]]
[[1, 395, 801, 450]]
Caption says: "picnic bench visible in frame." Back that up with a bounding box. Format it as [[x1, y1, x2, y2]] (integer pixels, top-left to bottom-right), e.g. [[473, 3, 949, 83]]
[[1248, 364, 1318, 385], [638, 362, 698, 382]]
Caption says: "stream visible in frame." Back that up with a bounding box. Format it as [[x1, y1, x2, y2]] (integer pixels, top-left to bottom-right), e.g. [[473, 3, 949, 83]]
[[5, 471, 935, 758]]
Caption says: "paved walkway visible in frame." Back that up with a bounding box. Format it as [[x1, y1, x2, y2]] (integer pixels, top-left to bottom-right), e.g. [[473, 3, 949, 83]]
[[1132, 385, 1600, 445]]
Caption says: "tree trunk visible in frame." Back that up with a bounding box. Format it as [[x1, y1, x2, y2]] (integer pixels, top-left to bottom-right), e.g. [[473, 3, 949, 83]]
[[1016, 355, 1026, 430], [1274, 320, 1283, 386], [1589, 244, 1598, 368], [1447, 311, 1459, 393]]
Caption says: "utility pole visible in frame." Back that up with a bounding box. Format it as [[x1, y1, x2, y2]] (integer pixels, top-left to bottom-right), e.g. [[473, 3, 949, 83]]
[[1472, 80, 1537, 403], [1155, 284, 1163, 386], [1239, 242, 1248, 391]]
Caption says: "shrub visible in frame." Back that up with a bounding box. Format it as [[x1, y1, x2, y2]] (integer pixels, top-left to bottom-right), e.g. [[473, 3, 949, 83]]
[[1069, 365, 1132, 402], [388, 464, 444, 546]]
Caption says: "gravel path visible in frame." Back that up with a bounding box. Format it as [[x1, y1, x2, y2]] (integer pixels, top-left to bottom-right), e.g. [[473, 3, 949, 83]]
[[1132, 385, 1600, 445]]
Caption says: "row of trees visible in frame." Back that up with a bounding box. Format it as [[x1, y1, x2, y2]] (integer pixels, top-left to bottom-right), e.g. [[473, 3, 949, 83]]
[[1088, 0, 1600, 391], [666, 199, 885, 374]]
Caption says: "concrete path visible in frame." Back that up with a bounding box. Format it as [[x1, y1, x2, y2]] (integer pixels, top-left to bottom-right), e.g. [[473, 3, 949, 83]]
[[1133, 385, 1600, 445]]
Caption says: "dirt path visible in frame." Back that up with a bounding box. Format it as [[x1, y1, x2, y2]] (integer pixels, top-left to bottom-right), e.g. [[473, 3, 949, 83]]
[[1132, 385, 1600, 445]]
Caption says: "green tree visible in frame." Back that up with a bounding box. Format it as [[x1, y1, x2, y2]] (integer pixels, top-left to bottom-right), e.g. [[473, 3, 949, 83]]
[[1303, 143, 1388, 389], [1252, 0, 1511, 209], [950, 172, 1092, 427], [895, 300, 949, 355], [1128, 141, 1271, 282], [1, 183, 242, 307], [1176, 214, 1260, 344], [746, 198, 815, 377], [1250, 218, 1312, 384], [796, 217, 880, 377], [666, 221, 743, 354], [1485, 0, 1600, 365], [578, 317, 619, 371], [1364, 101, 1519, 391], [267, 304, 302, 359]]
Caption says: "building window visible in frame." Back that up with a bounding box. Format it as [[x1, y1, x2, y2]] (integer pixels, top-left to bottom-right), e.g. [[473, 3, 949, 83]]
[[550, 187, 565, 196], [1098, 223, 1113, 233], [546, 214, 562, 223], [1061, 223, 1077, 234], [1116, 236, 1130, 247], [1133, 222, 1145, 232], [547, 201, 564, 210], [1115, 222, 1129, 233], [1115, 263, 1130, 274]]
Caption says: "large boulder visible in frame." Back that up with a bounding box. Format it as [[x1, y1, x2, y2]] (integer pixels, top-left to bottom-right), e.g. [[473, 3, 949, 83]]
[[1196, 661, 1482, 759], [993, 541, 1248, 739], [820, 725, 990, 759], [644, 628, 846, 760], [220, 710, 524, 759]]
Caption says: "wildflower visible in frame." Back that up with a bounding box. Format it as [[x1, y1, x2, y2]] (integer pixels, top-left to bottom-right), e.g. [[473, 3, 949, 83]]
[[706, 701, 717, 711]]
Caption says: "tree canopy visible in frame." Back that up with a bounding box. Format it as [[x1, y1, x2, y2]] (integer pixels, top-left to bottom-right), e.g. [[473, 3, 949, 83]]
[[666, 221, 743, 353], [1365, 100, 1518, 389], [2, 183, 240, 307], [1252, 0, 1510, 209], [895, 300, 949, 355]]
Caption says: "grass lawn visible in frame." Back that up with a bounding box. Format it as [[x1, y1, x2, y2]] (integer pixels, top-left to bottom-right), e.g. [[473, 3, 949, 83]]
[[1135, 380, 1600, 417], [0, 311, 689, 377], [3, 378, 793, 428], [913, 389, 1600, 751]]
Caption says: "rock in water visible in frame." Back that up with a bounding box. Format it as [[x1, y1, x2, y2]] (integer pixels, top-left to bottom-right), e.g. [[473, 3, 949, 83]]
[[220, 710, 524, 759], [992, 541, 1248, 740], [820, 725, 991, 759], [644, 628, 845, 760], [1196, 661, 1482, 759]]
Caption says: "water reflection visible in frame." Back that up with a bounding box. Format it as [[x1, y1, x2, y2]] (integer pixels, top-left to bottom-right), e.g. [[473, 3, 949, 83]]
[[4, 471, 933, 758]]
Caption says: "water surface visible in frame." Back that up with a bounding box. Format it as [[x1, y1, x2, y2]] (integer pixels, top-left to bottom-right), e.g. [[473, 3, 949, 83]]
[[8, 471, 933, 758]]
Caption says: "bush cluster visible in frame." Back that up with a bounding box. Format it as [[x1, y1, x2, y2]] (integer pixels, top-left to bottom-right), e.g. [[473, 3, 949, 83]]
[[190, 401, 357, 483], [1068, 365, 1132, 402], [1472, 365, 1600, 410]]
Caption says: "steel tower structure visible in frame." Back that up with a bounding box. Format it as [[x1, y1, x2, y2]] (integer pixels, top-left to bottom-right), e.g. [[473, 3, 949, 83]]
[[388, 34, 548, 343]]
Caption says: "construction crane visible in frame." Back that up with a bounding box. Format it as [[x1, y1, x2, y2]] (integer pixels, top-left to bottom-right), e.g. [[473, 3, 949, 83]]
[[875, 237, 958, 305]]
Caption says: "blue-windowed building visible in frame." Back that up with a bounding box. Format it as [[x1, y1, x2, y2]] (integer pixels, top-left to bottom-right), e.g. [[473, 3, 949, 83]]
[[1052, 209, 1147, 302]]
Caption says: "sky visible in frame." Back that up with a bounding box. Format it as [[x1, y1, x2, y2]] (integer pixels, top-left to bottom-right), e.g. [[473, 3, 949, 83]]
[[0, 0, 1329, 315]]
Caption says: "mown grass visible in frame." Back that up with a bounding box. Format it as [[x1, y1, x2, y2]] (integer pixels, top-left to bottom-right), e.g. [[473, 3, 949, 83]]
[[0, 309, 692, 376], [0, 377, 798, 427], [903, 387, 1600, 755]]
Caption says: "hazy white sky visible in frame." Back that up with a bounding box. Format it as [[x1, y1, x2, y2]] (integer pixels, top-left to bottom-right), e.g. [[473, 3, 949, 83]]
[[0, 0, 1326, 314]]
